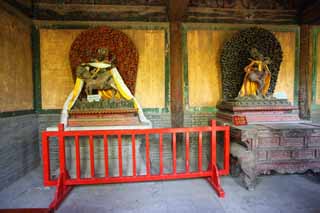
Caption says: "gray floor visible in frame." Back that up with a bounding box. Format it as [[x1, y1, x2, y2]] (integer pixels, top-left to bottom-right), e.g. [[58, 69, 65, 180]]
[[0, 167, 319, 213]]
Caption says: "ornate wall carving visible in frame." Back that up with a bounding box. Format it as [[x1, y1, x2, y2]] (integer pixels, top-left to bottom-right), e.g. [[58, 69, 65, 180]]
[[220, 27, 283, 99]]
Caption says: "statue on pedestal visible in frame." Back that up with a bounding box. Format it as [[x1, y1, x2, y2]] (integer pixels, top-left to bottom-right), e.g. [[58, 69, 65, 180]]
[[57, 26, 154, 127], [217, 27, 299, 124]]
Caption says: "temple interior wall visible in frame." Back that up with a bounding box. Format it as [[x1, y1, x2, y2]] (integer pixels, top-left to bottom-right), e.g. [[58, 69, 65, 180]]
[[0, 6, 33, 112], [2, 0, 320, 190], [0, 6, 39, 191], [38, 24, 299, 114], [40, 27, 166, 110], [185, 26, 297, 109]]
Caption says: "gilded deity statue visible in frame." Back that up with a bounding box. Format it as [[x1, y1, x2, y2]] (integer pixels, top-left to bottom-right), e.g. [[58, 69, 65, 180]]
[[61, 48, 151, 126], [238, 48, 272, 97], [75, 48, 120, 99]]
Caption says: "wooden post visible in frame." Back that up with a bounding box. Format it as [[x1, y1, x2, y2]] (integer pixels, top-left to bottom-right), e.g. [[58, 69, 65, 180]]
[[170, 21, 184, 128], [167, 0, 189, 128], [299, 25, 312, 120]]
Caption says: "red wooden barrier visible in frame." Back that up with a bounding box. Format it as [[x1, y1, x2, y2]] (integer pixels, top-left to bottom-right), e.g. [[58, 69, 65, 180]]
[[42, 120, 230, 211]]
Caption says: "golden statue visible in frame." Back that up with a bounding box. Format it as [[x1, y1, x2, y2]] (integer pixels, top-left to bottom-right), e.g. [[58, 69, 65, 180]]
[[238, 48, 271, 97]]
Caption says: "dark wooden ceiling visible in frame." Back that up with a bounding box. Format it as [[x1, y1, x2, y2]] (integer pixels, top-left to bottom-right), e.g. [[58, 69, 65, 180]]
[[3, 0, 320, 24]]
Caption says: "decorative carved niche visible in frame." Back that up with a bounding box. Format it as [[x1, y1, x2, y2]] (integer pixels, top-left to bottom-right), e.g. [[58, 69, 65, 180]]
[[69, 26, 139, 94], [220, 27, 283, 100]]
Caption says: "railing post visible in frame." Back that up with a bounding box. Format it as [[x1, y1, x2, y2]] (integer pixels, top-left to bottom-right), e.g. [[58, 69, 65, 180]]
[[223, 125, 230, 175], [75, 136, 81, 179], [172, 133, 177, 175], [42, 133, 50, 185], [198, 132, 202, 172], [131, 134, 136, 176], [50, 123, 73, 211], [58, 123, 66, 174], [104, 135, 109, 177], [211, 120, 217, 171], [89, 135, 95, 178], [159, 134, 163, 175], [118, 134, 123, 177], [146, 134, 150, 176], [185, 132, 190, 173]]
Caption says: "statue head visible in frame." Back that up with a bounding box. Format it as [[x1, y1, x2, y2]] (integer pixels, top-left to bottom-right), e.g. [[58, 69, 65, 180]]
[[96, 48, 109, 62], [76, 65, 91, 79], [248, 48, 272, 72]]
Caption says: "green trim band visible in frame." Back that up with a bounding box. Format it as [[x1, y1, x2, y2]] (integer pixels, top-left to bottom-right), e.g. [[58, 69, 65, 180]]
[[32, 26, 42, 113], [143, 108, 169, 113], [182, 25, 189, 109], [185, 107, 218, 113], [34, 22, 169, 31], [312, 27, 320, 105], [293, 27, 301, 106], [182, 23, 299, 32], [39, 109, 62, 114], [0, 110, 35, 118], [311, 104, 320, 110]]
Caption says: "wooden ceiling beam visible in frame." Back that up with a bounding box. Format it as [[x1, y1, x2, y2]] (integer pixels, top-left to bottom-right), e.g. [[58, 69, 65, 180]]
[[300, 1, 320, 24], [167, 0, 189, 22]]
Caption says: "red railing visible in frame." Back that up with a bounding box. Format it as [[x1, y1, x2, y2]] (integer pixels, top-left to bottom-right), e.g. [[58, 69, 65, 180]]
[[42, 120, 230, 210]]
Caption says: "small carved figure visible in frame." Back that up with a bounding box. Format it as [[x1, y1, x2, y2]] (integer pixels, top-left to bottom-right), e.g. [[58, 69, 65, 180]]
[[75, 48, 119, 99], [238, 48, 271, 97], [78, 68, 117, 96]]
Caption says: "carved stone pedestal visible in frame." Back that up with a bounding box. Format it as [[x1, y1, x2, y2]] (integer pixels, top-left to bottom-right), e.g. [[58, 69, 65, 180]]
[[217, 99, 300, 124], [224, 122, 320, 190]]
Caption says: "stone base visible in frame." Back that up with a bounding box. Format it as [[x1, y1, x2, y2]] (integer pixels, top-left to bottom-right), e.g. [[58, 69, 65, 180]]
[[216, 99, 300, 124], [68, 109, 140, 127], [224, 121, 320, 190]]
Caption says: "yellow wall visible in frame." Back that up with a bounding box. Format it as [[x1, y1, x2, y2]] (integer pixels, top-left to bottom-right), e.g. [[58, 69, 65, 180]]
[[0, 7, 33, 112], [187, 30, 235, 107], [40, 29, 82, 109], [122, 30, 165, 108], [187, 29, 297, 107], [40, 28, 166, 109], [273, 32, 296, 103]]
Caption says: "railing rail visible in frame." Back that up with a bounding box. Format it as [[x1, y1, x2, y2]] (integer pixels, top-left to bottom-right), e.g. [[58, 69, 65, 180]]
[[42, 120, 230, 210]]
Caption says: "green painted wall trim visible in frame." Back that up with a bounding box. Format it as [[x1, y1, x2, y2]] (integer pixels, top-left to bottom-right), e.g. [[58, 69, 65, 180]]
[[182, 23, 299, 32], [143, 108, 169, 113], [311, 27, 320, 105], [186, 107, 218, 113], [182, 25, 189, 111], [34, 22, 169, 31], [39, 109, 62, 114], [293, 28, 301, 106], [311, 104, 320, 110], [0, 110, 35, 118], [32, 25, 42, 113], [164, 28, 171, 112], [182, 23, 301, 113]]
